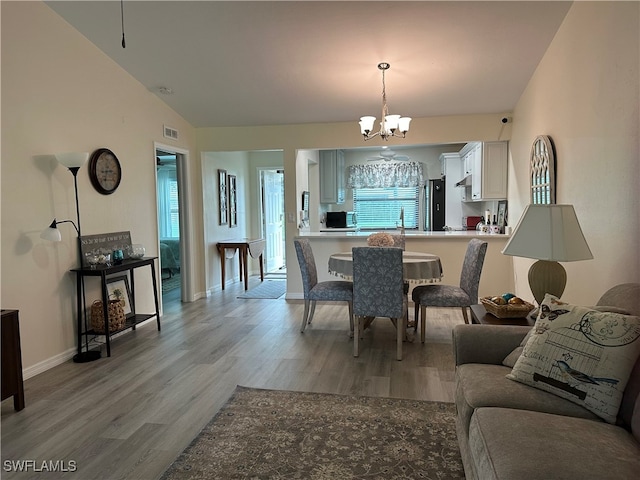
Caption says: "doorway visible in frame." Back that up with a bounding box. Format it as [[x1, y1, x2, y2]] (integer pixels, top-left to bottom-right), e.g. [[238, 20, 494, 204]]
[[260, 169, 286, 274], [155, 144, 190, 303]]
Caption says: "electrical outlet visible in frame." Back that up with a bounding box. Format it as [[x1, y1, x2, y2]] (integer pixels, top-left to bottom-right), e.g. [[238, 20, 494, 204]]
[[287, 213, 295, 223]]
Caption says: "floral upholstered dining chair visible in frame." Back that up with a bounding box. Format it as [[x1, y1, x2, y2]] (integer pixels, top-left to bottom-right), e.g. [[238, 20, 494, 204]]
[[411, 238, 487, 343], [294, 239, 353, 334], [352, 246, 406, 360]]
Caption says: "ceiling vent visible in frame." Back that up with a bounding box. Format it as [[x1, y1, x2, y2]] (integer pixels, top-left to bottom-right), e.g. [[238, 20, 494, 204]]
[[163, 125, 178, 140]]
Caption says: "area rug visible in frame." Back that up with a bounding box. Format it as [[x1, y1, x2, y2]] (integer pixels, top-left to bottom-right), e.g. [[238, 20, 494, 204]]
[[162, 273, 181, 293], [160, 386, 464, 479], [237, 280, 285, 299]]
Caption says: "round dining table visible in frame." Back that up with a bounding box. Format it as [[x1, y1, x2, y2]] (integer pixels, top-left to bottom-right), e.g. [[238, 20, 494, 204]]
[[328, 250, 443, 284]]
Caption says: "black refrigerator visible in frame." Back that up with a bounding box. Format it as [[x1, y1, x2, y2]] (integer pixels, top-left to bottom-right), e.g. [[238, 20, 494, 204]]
[[427, 179, 445, 231]]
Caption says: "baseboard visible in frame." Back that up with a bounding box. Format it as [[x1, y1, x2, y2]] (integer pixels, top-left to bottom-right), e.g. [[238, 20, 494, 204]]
[[23, 347, 76, 380]]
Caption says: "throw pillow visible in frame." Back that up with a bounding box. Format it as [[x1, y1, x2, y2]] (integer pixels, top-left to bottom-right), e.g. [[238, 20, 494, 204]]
[[507, 294, 640, 423], [501, 305, 631, 368]]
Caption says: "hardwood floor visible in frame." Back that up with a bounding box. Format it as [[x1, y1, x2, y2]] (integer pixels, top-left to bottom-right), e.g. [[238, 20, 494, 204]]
[[1, 277, 464, 480]]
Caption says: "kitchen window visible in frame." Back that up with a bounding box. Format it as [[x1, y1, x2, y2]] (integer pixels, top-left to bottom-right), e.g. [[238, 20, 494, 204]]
[[353, 187, 419, 229]]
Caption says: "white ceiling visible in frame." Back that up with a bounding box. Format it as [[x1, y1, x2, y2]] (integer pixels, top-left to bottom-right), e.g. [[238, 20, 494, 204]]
[[45, 1, 572, 129]]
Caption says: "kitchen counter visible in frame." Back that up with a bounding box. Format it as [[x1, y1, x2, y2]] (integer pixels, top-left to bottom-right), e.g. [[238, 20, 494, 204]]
[[300, 230, 509, 239]]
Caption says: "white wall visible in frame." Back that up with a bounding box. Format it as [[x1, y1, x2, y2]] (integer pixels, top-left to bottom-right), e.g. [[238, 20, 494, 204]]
[[508, 1, 639, 305], [6, 0, 636, 376], [1, 1, 197, 374]]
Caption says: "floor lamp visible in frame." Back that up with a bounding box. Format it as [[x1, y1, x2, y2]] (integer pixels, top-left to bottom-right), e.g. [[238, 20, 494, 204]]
[[41, 152, 102, 363], [502, 204, 593, 311]]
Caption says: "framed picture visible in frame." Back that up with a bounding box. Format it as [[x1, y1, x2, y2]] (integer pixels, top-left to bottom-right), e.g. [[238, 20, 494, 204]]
[[228, 174, 237, 227], [218, 169, 227, 225], [106, 275, 133, 318], [497, 200, 508, 231]]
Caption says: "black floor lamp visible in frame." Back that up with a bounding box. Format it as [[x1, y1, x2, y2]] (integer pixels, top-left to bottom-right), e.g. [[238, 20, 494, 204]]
[[41, 152, 101, 363]]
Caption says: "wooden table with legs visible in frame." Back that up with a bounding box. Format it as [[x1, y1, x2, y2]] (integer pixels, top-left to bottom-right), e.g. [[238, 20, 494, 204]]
[[217, 238, 265, 290]]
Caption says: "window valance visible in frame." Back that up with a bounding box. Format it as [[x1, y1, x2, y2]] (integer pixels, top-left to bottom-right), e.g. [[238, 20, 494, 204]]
[[346, 161, 424, 189]]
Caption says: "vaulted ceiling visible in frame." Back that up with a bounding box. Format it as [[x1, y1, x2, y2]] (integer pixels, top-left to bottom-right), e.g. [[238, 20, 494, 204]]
[[46, 1, 572, 129]]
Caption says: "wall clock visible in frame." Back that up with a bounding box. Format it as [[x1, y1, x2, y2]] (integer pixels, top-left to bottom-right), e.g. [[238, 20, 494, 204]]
[[89, 148, 122, 195], [529, 135, 556, 204]]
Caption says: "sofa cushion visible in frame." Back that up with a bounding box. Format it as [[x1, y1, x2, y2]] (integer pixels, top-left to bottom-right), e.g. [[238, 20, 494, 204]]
[[456, 363, 600, 437], [468, 407, 640, 480], [507, 294, 640, 423]]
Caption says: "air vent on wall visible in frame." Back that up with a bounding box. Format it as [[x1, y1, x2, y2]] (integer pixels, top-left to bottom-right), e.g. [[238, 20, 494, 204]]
[[163, 125, 178, 140]]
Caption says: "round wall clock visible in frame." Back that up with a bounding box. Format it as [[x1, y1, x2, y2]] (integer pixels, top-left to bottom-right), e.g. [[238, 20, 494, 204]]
[[89, 148, 122, 195]]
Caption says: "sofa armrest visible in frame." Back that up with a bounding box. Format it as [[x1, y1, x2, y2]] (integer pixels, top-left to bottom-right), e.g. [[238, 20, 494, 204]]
[[453, 324, 531, 366]]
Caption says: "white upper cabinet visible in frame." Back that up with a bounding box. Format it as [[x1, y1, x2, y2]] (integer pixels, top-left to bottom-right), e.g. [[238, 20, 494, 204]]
[[459, 141, 507, 201], [319, 150, 345, 204]]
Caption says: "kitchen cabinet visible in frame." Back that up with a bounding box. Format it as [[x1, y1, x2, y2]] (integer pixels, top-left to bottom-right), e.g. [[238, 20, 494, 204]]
[[459, 141, 507, 201], [439, 152, 463, 229], [319, 150, 345, 204]]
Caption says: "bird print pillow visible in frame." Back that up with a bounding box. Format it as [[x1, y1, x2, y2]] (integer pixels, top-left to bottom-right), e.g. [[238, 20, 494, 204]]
[[507, 294, 640, 423]]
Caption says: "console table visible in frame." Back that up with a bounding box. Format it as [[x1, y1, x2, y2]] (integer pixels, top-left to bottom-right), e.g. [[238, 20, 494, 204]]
[[1, 309, 25, 411], [217, 239, 265, 290], [71, 257, 160, 357]]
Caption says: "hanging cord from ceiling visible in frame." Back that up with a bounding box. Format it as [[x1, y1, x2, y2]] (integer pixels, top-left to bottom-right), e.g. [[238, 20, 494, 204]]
[[121, 0, 126, 48]]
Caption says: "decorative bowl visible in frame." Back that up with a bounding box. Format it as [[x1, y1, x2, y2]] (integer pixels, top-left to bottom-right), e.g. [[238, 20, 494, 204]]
[[130, 244, 145, 259]]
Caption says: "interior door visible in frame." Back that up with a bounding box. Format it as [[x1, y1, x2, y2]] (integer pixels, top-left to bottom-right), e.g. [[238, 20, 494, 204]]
[[262, 170, 284, 272]]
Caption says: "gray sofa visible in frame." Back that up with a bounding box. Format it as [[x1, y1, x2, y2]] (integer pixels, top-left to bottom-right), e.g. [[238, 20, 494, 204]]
[[453, 283, 640, 480]]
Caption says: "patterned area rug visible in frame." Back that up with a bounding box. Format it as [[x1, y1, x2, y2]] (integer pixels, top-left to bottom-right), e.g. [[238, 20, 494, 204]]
[[160, 386, 464, 479], [162, 273, 181, 293], [237, 280, 285, 299]]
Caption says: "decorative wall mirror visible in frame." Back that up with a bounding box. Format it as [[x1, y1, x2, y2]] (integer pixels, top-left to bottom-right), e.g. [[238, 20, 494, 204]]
[[530, 135, 556, 204]]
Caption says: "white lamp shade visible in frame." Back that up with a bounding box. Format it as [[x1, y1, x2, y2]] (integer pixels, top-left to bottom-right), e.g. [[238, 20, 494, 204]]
[[359, 116, 375, 134], [55, 152, 89, 168], [40, 225, 62, 242], [398, 117, 412, 133], [384, 114, 400, 130], [502, 204, 593, 262]]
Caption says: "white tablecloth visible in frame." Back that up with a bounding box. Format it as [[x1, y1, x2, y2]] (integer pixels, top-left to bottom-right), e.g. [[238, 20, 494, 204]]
[[328, 251, 443, 285]]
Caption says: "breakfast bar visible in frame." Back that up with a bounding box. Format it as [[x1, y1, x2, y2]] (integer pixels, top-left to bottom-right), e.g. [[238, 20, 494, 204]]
[[290, 231, 514, 301]]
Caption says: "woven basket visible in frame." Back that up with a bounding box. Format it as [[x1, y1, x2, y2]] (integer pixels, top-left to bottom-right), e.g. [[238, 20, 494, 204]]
[[91, 299, 126, 333], [481, 297, 535, 319]]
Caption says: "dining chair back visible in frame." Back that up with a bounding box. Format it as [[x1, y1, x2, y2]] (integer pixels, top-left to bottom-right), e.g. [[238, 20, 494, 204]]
[[411, 239, 488, 343], [294, 239, 353, 333], [352, 246, 405, 360]]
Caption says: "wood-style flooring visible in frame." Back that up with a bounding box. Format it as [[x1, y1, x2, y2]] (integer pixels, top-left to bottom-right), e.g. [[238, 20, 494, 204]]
[[1, 276, 464, 480]]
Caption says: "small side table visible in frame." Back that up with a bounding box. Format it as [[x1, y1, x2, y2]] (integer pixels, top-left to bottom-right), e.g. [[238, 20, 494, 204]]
[[217, 239, 265, 290], [470, 304, 535, 326], [1, 309, 25, 411]]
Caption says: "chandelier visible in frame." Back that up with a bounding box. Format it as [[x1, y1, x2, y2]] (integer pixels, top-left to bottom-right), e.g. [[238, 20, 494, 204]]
[[359, 62, 411, 141]]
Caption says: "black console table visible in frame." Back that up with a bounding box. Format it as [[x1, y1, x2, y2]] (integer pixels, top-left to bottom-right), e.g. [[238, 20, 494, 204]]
[[71, 257, 160, 357]]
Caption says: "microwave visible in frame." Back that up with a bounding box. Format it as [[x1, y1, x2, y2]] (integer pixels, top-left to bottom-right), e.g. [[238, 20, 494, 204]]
[[326, 211, 357, 228]]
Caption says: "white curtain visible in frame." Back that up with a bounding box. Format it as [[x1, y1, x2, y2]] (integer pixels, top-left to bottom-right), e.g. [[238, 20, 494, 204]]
[[157, 167, 176, 238], [346, 161, 425, 189]]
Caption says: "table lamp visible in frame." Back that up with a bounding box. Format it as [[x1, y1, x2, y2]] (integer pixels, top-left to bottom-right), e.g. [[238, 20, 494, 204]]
[[501, 204, 593, 305]]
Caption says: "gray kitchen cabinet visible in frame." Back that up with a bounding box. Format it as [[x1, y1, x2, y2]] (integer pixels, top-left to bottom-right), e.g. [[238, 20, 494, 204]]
[[319, 150, 345, 204]]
